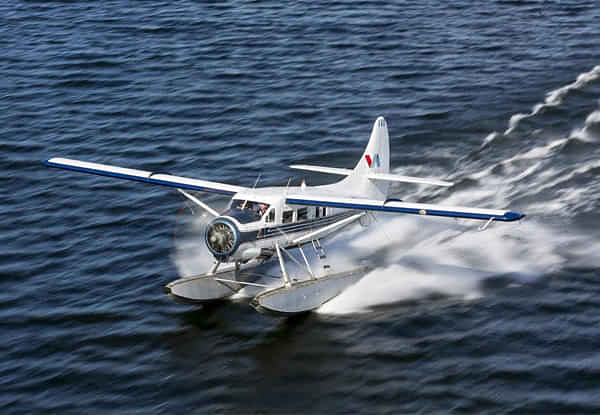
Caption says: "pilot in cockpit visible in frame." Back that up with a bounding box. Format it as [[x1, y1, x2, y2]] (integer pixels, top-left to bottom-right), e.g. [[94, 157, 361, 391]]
[[259, 203, 267, 216]]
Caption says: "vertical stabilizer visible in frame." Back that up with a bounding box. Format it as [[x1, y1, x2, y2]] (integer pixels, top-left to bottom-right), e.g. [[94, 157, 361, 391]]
[[339, 116, 391, 200]]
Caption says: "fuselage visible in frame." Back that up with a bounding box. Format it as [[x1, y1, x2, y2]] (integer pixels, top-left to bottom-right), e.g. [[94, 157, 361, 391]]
[[204, 186, 358, 263]]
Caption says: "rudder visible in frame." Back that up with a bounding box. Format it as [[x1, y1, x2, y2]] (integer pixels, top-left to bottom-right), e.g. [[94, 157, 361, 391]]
[[340, 116, 391, 200]]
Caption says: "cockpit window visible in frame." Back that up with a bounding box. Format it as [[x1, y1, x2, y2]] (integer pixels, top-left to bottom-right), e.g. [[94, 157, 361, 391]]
[[222, 208, 259, 224], [230, 200, 270, 218]]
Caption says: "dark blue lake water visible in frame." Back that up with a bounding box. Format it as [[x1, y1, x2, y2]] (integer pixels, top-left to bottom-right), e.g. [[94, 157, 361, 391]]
[[3, 1, 600, 413]]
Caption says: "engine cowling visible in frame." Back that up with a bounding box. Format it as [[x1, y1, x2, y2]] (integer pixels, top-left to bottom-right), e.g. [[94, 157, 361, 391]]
[[205, 218, 240, 259]]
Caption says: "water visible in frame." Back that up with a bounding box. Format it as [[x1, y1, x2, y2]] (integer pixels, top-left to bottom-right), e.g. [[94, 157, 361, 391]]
[[2, 1, 600, 413]]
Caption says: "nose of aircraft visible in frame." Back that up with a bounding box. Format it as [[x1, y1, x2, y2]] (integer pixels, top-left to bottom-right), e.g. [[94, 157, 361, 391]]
[[205, 218, 240, 259]]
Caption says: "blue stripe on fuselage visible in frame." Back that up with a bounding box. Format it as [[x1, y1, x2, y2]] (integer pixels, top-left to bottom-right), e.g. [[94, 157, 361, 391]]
[[258, 211, 355, 239]]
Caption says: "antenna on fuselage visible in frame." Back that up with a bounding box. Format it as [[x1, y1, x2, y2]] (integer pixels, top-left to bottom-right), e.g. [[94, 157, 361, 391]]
[[285, 177, 292, 195], [241, 173, 262, 210]]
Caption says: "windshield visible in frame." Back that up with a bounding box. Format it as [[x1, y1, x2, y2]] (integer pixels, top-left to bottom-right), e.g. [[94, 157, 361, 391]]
[[226, 200, 271, 224], [222, 208, 259, 224]]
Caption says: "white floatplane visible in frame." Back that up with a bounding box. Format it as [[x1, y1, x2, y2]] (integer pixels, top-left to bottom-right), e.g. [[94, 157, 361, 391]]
[[45, 117, 524, 315]]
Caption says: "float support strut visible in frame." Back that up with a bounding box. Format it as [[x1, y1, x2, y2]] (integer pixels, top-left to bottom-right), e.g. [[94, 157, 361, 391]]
[[275, 242, 292, 288]]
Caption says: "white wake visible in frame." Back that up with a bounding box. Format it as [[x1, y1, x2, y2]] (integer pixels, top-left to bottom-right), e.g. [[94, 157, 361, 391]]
[[505, 65, 600, 135]]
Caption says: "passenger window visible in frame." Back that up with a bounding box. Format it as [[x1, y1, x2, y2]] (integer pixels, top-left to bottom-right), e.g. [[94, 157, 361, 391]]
[[315, 207, 320, 218], [297, 207, 308, 221], [265, 208, 275, 223], [283, 210, 293, 223]]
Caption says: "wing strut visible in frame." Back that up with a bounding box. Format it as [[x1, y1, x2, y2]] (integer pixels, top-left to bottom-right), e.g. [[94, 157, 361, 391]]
[[478, 217, 494, 231], [177, 189, 220, 217]]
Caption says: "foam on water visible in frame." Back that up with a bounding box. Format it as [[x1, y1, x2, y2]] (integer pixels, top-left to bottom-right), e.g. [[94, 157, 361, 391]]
[[570, 108, 600, 142], [172, 212, 214, 277], [505, 65, 600, 135], [318, 211, 563, 314], [318, 264, 484, 315]]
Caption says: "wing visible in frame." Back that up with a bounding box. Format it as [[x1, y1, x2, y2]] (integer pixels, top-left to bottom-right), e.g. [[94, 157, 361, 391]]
[[285, 194, 524, 222], [45, 157, 246, 195], [289, 164, 453, 187]]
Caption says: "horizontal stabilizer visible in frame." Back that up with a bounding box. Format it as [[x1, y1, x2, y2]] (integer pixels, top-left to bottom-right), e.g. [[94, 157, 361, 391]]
[[286, 194, 524, 222], [45, 158, 246, 195], [367, 172, 453, 187], [290, 164, 453, 187]]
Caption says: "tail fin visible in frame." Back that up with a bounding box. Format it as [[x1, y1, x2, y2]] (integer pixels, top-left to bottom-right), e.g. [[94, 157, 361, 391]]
[[340, 116, 391, 200]]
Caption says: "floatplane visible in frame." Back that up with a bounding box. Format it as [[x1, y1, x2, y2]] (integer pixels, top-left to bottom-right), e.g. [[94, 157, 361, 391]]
[[45, 117, 524, 315]]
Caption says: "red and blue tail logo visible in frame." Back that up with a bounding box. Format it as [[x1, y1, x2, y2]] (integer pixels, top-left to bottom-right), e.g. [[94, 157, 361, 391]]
[[365, 154, 381, 168]]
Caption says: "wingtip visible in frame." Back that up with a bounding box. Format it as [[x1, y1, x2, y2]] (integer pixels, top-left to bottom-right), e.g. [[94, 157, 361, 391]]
[[44, 157, 70, 167], [505, 211, 526, 221]]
